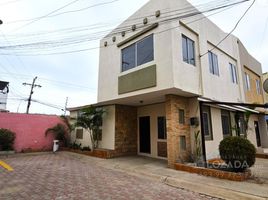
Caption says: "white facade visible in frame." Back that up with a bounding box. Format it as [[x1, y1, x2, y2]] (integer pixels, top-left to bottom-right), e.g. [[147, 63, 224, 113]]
[[95, 0, 267, 161]]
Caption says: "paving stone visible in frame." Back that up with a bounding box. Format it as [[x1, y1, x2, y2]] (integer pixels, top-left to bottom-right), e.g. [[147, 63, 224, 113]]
[[0, 153, 218, 200]]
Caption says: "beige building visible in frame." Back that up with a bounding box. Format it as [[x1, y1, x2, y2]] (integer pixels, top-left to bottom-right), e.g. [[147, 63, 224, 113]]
[[69, 0, 268, 167]]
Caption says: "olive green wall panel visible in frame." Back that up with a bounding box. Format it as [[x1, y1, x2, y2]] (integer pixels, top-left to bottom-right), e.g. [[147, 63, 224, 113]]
[[118, 65, 156, 94]]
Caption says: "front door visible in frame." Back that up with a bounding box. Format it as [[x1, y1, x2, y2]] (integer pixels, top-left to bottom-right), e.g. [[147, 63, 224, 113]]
[[254, 121, 261, 147], [139, 116, 151, 154]]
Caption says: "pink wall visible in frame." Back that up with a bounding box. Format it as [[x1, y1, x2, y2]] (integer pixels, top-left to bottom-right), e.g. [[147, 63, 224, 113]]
[[0, 113, 65, 152]]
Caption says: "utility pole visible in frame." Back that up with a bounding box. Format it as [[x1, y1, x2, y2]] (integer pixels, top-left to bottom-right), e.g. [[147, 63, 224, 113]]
[[64, 97, 69, 116], [23, 76, 42, 114]]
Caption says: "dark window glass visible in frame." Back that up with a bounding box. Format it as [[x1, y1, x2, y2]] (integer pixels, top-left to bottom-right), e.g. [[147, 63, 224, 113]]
[[182, 36, 188, 62], [137, 35, 154, 66], [203, 113, 209, 136], [208, 51, 213, 74], [76, 129, 83, 139], [180, 136, 186, 150], [182, 35, 195, 66], [202, 106, 213, 140], [121, 35, 154, 72], [122, 43, 136, 71], [230, 63, 238, 84], [179, 109, 185, 124], [221, 110, 231, 137], [208, 51, 219, 76], [158, 116, 167, 139], [188, 39, 195, 65]]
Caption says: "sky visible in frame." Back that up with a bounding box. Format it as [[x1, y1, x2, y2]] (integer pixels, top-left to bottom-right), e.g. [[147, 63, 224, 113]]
[[0, 0, 267, 115]]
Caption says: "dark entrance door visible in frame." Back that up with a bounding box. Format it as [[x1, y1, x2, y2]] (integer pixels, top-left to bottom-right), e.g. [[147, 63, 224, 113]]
[[254, 121, 261, 147], [139, 116, 151, 154]]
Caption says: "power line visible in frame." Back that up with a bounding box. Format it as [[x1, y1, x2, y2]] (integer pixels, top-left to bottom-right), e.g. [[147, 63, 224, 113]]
[[6, 0, 121, 24], [200, 0, 256, 57], [11, 0, 81, 32], [0, 0, 23, 6], [0, 0, 250, 56]]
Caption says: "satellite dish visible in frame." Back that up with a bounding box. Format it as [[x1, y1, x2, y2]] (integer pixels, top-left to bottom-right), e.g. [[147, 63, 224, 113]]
[[263, 79, 268, 94]]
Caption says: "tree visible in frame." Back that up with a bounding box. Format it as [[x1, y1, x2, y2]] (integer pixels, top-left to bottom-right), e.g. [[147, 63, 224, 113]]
[[45, 123, 68, 146], [75, 106, 104, 150]]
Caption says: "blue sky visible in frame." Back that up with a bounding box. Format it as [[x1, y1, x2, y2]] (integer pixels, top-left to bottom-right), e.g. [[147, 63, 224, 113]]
[[0, 0, 267, 115]]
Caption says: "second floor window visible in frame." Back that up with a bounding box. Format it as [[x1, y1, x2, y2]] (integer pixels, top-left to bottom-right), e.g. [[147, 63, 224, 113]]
[[229, 63, 238, 84], [245, 72, 250, 91], [208, 51, 219, 76], [182, 35, 195, 66], [256, 79, 261, 95], [121, 34, 154, 72]]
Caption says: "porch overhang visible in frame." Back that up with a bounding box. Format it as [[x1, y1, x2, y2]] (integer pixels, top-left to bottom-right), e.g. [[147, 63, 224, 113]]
[[198, 97, 268, 114], [198, 97, 268, 167]]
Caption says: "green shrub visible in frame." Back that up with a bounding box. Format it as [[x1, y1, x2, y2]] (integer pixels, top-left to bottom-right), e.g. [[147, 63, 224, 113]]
[[219, 136, 256, 172], [0, 128, 16, 151]]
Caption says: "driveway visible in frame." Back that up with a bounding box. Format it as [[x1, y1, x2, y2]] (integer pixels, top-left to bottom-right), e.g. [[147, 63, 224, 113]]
[[0, 152, 217, 200]]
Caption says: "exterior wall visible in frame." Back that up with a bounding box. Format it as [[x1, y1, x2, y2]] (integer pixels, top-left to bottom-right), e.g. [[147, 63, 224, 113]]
[[98, 10, 174, 103], [69, 105, 115, 150], [114, 105, 137, 155], [0, 113, 64, 152], [205, 107, 224, 159], [247, 114, 258, 148], [204, 109, 266, 159], [165, 95, 191, 168], [95, 0, 267, 161], [175, 18, 244, 102], [238, 41, 264, 104], [69, 110, 92, 148], [244, 67, 264, 104], [258, 114, 268, 148], [99, 106, 115, 150], [137, 103, 166, 158]]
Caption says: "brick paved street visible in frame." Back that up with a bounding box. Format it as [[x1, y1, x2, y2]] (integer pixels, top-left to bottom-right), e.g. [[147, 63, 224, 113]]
[[0, 153, 218, 200]]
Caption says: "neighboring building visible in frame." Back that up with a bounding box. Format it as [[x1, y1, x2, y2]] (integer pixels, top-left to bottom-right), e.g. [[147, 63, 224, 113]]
[[69, 0, 268, 167], [0, 81, 9, 111], [262, 72, 268, 103], [0, 113, 65, 152]]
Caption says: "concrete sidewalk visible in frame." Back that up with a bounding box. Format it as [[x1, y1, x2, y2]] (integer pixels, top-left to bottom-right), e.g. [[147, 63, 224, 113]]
[[62, 152, 268, 200]]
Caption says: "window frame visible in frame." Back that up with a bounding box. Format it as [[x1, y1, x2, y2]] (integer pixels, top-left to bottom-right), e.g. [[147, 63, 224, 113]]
[[121, 34, 154, 72], [208, 51, 219, 76], [178, 109, 185, 124], [202, 106, 213, 141], [182, 34, 196, 66], [245, 72, 251, 91], [256, 79, 261, 95], [180, 135, 187, 151], [76, 128, 83, 140], [221, 110, 231, 138], [157, 116, 167, 140], [229, 63, 238, 84]]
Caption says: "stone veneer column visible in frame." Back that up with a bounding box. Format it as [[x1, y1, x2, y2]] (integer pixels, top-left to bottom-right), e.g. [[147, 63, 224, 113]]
[[165, 95, 191, 168], [114, 105, 137, 156]]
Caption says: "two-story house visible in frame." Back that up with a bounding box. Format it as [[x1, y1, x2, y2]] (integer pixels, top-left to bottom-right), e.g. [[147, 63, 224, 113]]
[[69, 0, 268, 167]]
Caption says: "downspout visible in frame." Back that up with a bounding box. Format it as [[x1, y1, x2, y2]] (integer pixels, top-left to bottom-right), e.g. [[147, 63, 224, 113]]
[[199, 101, 207, 167]]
